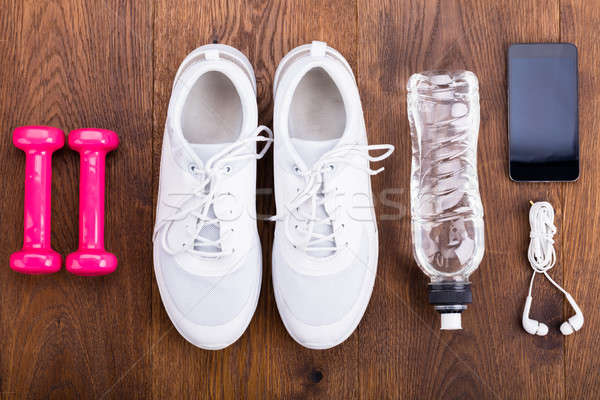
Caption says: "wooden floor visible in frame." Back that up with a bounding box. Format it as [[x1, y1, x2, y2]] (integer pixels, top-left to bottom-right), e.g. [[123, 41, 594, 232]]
[[1, 0, 599, 398]]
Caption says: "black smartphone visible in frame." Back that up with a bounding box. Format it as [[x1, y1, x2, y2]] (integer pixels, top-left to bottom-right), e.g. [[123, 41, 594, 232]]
[[508, 43, 579, 181]]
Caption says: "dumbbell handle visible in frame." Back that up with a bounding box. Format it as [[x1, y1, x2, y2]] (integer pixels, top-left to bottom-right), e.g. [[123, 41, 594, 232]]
[[23, 150, 53, 249], [78, 149, 107, 250]]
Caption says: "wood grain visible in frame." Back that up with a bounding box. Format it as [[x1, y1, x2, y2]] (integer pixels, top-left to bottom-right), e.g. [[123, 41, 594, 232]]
[[0, 0, 153, 398], [152, 2, 263, 398], [356, 0, 565, 399], [560, 0, 600, 398], [152, 0, 358, 398], [1, 0, 599, 398]]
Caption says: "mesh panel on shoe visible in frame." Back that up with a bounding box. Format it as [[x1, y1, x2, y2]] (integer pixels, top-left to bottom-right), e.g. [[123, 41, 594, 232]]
[[275, 230, 370, 325], [158, 248, 258, 326]]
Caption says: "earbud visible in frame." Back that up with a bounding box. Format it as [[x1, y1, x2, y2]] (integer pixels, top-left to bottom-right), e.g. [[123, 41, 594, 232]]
[[560, 293, 584, 335], [522, 295, 549, 336]]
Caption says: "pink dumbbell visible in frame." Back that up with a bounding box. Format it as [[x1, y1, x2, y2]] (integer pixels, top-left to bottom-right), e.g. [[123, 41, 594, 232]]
[[11, 126, 64, 274], [66, 128, 119, 276]]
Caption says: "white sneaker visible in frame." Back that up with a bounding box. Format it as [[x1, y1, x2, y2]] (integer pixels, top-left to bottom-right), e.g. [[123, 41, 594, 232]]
[[271, 41, 394, 349], [153, 44, 272, 350]]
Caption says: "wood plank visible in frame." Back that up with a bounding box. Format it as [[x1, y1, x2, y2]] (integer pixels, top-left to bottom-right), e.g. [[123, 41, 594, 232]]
[[4, 0, 600, 397], [152, 0, 358, 397], [0, 0, 154, 398], [560, 0, 600, 397], [356, 0, 565, 398]]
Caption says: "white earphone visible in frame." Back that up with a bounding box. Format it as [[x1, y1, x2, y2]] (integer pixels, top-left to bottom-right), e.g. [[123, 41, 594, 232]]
[[522, 202, 584, 336], [522, 295, 548, 336], [560, 293, 584, 335]]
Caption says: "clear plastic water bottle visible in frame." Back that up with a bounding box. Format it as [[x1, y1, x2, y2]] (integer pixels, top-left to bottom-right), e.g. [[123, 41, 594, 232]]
[[407, 70, 485, 330]]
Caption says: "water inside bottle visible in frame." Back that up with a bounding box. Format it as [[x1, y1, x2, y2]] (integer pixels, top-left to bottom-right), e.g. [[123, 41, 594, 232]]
[[407, 71, 484, 281]]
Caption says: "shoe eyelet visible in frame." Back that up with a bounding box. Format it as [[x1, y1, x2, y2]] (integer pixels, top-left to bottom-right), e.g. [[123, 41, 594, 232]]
[[328, 164, 335, 171], [188, 163, 200, 175], [223, 165, 233, 175], [293, 165, 302, 175]]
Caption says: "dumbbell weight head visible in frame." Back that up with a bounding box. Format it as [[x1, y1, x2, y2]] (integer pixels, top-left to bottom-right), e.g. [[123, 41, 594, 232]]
[[68, 128, 119, 152], [66, 250, 118, 276], [13, 125, 65, 152], [11, 248, 63, 274]]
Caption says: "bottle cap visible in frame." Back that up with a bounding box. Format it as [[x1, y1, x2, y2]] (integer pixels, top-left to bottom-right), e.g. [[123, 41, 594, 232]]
[[440, 313, 462, 330], [428, 282, 472, 305]]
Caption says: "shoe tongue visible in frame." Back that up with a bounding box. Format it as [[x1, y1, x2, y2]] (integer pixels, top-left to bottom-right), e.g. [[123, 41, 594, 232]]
[[308, 188, 335, 258], [294, 177, 335, 258], [290, 138, 339, 257], [194, 205, 221, 253], [291, 138, 339, 167], [189, 142, 232, 163], [185, 142, 231, 255]]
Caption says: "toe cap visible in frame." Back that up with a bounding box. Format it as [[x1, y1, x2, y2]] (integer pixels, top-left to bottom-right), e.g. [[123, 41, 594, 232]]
[[154, 245, 261, 349], [272, 231, 375, 348]]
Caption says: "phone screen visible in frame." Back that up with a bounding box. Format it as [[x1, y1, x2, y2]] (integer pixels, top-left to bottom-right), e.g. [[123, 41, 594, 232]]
[[508, 43, 579, 181]]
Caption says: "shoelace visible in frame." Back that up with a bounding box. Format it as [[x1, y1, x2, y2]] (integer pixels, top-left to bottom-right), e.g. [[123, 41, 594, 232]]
[[271, 143, 394, 255], [156, 126, 273, 258]]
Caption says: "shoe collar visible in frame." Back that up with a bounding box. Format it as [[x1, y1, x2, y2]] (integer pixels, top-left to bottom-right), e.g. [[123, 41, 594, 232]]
[[167, 59, 258, 171], [274, 55, 363, 172]]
